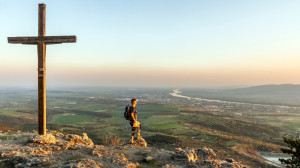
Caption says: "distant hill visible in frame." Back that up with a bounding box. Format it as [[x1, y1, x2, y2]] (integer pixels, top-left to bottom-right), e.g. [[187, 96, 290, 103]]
[[225, 84, 300, 98], [182, 84, 300, 106]]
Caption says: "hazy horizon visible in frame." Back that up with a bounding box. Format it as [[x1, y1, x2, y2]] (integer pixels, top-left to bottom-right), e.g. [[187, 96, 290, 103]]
[[1, 83, 300, 91], [1, 0, 300, 88]]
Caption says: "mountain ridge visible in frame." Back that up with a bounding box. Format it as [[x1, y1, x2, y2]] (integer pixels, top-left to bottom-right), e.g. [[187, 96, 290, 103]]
[[225, 84, 300, 97]]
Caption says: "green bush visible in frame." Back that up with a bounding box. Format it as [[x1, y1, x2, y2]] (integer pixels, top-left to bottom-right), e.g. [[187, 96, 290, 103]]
[[279, 137, 300, 168]]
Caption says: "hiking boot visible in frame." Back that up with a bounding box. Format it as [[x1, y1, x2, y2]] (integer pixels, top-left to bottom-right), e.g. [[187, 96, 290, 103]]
[[129, 136, 134, 144]]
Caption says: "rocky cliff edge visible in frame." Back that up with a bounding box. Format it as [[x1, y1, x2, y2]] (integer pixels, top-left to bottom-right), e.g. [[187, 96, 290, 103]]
[[0, 131, 247, 168]]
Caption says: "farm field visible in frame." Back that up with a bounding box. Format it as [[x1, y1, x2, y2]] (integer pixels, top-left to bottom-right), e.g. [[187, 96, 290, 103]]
[[0, 88, 298, 167]]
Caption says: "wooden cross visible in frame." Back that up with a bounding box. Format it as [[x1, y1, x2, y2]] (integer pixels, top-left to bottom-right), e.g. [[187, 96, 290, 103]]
[[7, 4, 76, 135]]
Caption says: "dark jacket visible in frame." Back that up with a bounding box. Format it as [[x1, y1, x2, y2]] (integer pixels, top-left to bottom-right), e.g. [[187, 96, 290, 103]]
[[129, 106, 137, 125]]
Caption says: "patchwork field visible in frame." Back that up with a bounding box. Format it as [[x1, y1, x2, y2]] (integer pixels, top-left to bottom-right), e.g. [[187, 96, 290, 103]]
[[0, 89, 298, 168]]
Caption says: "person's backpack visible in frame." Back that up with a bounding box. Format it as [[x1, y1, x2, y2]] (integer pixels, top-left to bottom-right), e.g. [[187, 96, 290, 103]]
[[124, 104, 132, 120]]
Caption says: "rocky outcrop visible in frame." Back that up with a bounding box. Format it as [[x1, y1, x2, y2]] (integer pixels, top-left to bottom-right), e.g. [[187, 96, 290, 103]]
[[0, 131, 139, 168], [172, 147, 247, 168], [64, 159, 103, 168], [64, 133, 94, 149], [0, 131, 247, 168], [28, 133, 58, 145]]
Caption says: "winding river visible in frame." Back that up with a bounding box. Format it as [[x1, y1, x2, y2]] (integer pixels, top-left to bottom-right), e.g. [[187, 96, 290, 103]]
[[170, 89, 292, 108], [170, 89, 291, 167]]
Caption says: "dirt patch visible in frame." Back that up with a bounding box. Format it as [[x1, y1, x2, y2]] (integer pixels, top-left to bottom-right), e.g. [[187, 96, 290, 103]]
[[12, 113, 37, 121]]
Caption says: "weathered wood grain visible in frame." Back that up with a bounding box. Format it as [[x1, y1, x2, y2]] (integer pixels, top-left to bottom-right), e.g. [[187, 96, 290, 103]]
[[8, 36, 76, 44], [7, 3, 77, 135], [38, 3, 46, 136]]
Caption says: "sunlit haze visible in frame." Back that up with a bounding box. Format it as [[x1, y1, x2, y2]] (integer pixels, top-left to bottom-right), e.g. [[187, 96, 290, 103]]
[[1, 0, 300, 88]]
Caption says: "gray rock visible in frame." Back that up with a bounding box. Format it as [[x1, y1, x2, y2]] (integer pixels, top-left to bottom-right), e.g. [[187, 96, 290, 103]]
[[146, 156, 154, 161], [196, 147, 217, 160], [14, 163, 24, 168]]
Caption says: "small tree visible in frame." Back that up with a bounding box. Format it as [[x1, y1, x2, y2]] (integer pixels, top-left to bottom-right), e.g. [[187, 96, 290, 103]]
[[279, 137, 300, 168]]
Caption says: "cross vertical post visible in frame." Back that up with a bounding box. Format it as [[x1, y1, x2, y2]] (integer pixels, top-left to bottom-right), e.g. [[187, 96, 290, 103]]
[[38, 4, 46, 135], [7, 4, 76, 135]]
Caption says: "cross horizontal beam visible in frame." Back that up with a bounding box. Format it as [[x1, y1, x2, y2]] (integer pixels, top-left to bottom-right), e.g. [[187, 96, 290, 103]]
[[8, 36, 76, 44]]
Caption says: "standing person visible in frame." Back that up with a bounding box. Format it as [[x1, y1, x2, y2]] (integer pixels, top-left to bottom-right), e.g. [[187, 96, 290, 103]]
[[129, 98, 141, 143]]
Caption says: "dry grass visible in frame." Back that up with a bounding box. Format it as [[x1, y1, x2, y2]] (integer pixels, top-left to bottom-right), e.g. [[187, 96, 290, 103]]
[[102, 135, 124, 146], [0, 121, 18, 133], [181, 122, 283, 151], [233, 144, 263, 160]]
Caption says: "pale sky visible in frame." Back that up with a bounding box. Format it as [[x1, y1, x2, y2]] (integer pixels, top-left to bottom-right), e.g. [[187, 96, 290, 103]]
[[1, 0, 300, 88]]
